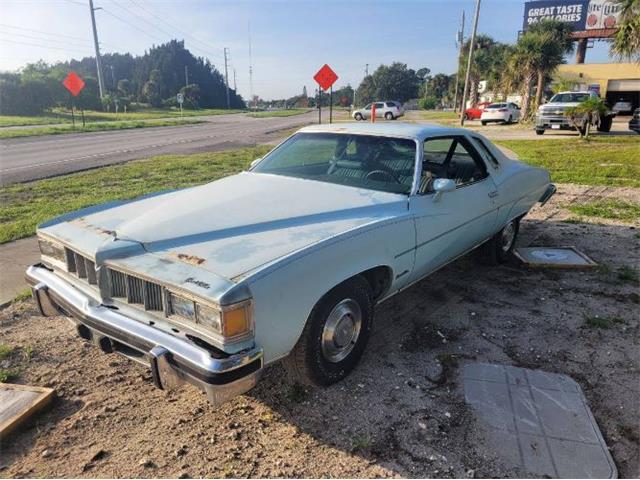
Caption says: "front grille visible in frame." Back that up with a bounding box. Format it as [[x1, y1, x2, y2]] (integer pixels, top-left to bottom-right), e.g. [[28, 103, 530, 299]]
[[65, 248, 97, 285], [107, 268, 164, 311]]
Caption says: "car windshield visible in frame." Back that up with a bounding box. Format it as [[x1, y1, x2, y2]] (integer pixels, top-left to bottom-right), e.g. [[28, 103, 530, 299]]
[[253, 132, 416, 194], [550, 93, 590, 103]]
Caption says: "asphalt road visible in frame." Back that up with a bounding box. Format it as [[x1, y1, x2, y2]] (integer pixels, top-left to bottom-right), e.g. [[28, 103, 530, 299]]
[[0, 111, 316, 185]]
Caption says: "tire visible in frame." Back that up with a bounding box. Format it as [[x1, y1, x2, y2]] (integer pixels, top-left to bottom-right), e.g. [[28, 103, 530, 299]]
[[476, 218, 520, 266], [578, 125, 587, 136], [354, 113, 363, 121], [535, 129, 545, 135], [597, 116, 612, 132], [481, 121, 487, 126], [385, 112, 394, 120], [463, 112, 469, 121], [283, 276, 374, 386], [507, 115, 513, 124]]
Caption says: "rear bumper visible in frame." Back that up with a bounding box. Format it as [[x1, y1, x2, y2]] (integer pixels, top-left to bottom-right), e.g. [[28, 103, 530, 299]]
[[539, 183, 556, 206], [25, 264, 263, 405]]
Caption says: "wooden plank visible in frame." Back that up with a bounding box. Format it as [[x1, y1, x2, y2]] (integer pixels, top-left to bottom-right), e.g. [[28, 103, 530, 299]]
[[0, 383, 55, 441]]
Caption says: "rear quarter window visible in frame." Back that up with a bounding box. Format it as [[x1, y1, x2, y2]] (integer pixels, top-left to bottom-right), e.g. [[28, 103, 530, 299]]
[[470, 137, 500, 168]]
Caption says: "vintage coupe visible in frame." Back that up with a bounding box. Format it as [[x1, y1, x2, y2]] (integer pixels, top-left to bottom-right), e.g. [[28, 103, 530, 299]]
[[27, 123, 555, 404]]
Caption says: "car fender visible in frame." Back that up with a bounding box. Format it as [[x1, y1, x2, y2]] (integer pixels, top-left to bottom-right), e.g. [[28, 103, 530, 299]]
[[244, 214, 416, 363]]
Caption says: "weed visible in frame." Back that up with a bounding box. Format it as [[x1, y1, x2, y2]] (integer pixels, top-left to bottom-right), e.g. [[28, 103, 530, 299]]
[[12, 289, 32, 303], [617, 265, 639, 285], [351, 433, 371, 451], [0, 367, 20, 382], [286, 383, 308, 403], [0, 344, 15, 360]]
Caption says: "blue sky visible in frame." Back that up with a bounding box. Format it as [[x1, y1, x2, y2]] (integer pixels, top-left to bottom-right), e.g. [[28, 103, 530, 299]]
[[0, 0, 614, 99]]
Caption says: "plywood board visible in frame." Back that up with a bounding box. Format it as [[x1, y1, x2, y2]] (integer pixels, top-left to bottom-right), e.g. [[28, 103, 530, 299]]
[[0, 383, 55, 440], [514, 246, 598, 269]]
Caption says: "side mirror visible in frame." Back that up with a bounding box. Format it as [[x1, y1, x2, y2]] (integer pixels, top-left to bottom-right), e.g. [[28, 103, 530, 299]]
[[249, 157, 262, 169], [432, 178, 456, 201]]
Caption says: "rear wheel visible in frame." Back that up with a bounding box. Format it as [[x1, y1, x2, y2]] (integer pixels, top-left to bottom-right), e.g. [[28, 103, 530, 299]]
[[535, 129, 545, 135], [597, 115, 613, 132], [477, 218, 520, 265], [463, 112, 469, 121], [507, 115, 513, 124], [354, 113, 363, 121], [481, 121, 487, 126], [385, 112, 394, 120], [283, 276, 373, 386]]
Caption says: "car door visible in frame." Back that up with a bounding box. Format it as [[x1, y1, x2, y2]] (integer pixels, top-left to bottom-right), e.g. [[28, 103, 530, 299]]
[[510, 103, 521, 121], [408, 135, 499, 282], [374, 102, 385, 117], [363, 104, 372, 119]]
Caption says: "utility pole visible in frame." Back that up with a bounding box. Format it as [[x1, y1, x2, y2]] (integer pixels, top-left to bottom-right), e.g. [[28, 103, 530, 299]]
[[233, 68, 237, 92], [223, 47, 230, 109], [460, 0, 480, 126], [248, 22, 254, 109], [185, 65, 189, 87], [88, 0, 105, 99], [453, 9, 465, 113], [365, 64, 369, 76]]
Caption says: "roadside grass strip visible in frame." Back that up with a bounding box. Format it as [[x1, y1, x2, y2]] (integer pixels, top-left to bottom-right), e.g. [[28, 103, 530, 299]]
[[0, 146, 271, 245], [498, 137, 640, 188], [247, 109, 310, 118], [0, 119, 204, 139], [567, 199, 640, 221]]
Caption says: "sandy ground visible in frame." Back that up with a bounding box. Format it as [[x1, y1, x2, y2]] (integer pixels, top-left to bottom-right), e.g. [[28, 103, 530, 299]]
[[0, 188, 638, 479]]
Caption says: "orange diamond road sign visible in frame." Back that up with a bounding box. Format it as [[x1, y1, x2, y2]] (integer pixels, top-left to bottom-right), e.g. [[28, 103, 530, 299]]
[[63, 71, 85, 97], [313, 64, 338, 91]]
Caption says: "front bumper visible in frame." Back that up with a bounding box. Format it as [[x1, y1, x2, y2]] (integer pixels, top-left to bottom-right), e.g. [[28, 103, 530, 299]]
[[535, 114, 573, 130], [25, 264, 263, 405], [629, 118, 640, 132], [539, 183, 556, 206]]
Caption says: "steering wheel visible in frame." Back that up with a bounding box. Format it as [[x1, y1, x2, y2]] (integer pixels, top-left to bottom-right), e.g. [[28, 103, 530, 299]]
[[365, 169, 401, 184]]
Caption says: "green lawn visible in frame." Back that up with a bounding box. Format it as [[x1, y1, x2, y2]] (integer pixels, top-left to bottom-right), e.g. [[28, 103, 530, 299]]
[[0, 119, 204, 139], [0, 108, 244, 127], [247, 109, 310, 118], [567, 199, 640, 221], [0, 146, 271, 244], [498, 137, 640, 187], [407, 110, 459, 121]]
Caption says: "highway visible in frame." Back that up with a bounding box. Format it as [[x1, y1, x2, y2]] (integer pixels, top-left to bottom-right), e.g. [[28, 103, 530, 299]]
[[0, 111, 316, 185]]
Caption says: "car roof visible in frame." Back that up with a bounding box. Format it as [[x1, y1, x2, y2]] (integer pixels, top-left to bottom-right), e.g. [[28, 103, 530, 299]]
[[298, 122, 469, 141]]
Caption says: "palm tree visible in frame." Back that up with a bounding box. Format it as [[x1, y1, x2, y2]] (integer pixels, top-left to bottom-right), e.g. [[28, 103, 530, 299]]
[[458, 35, 508, 106], [527, 20, 574, 110], [565, 97, 608, 139], [611, 0, 640, 61]]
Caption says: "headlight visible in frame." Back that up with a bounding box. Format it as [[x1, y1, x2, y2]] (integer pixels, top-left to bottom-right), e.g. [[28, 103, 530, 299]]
[[168, 291, 251, 339], [38, 237, 66, 263]]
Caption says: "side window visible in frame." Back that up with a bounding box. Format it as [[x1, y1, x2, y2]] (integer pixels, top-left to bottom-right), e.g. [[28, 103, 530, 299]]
[[386, 102, 397, 108], [421, 137, 488, 193], [365, 104, 372, 110], [375, 102, 385, 109], [470, 137, 500, 168]]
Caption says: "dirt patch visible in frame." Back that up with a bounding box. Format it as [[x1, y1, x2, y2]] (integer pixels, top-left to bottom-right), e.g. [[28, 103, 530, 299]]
[[0, 192, 638, 478]]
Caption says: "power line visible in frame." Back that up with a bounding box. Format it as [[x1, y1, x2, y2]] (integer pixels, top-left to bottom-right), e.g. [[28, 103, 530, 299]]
[[0, 23, 92, 43], [0, 38, 94, 54], [62, 0, 87, 7], [0, 30, 94, 48], [100, 7, 167, 43]]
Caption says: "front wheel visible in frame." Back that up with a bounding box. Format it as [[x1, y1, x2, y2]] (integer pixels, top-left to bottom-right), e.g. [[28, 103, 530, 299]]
[[476, 218, 520, 265], [283, 276, 373, 386], [481, 121, 487, 126], [507, 115, 513, 124], [597, 116, 612, 132], [535, 129, 545, 135]]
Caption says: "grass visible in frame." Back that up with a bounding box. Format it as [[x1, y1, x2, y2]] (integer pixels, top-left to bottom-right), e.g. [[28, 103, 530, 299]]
[[617, 265, 639, 285], [351, 433, 371, 451], [0, 146, 271, 244], [498, 137, 640, 187], [407, 110, 459, 121], [0, 108, 243, 127], [567, 199, 640, 221], [583, 314, 624, 329], [0, 344, 15, 360], [12, 289, 32, 304], [0, 368, 21, 383], [0, 119, 204, 139], [247, 109, 310, 118]]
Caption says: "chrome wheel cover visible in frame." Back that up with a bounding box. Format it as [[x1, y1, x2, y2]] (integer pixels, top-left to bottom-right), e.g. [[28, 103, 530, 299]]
[[321, 299, 362, 363], [501, 222, 516, 252]]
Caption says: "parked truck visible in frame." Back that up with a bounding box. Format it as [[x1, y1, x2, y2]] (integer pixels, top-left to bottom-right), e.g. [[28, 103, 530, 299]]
[[535, 91, 615, 136]]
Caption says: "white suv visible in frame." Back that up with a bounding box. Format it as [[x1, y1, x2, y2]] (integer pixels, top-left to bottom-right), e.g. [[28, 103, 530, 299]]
[[353, 101, 404, 121]]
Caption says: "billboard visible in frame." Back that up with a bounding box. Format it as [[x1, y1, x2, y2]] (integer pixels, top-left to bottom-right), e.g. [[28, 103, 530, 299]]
[[523, 0, 622, 35]]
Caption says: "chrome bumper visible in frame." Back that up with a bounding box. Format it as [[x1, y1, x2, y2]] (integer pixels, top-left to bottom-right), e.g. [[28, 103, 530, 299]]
[[25, 264, 263, 405], [539, 183, 556, 206]]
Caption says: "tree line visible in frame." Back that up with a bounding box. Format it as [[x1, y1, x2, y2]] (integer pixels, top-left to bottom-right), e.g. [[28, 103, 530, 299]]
[[0, 40, 244, 115]]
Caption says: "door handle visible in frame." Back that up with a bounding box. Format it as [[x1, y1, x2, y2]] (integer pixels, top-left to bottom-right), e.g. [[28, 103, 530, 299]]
[[488, 191, 499, 198]]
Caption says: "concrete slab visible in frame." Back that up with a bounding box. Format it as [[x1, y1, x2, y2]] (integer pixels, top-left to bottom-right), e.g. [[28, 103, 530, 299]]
[[514, 246, 597, 268], [463, 363, 617, 478], [0, 237, 39, 306]]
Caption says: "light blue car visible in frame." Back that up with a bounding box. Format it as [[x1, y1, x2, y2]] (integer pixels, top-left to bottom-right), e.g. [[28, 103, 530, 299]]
[[27, 123, 555, 405]]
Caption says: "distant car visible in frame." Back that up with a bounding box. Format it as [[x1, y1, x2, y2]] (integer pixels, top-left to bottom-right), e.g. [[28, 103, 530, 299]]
[[353, 101, 404, 121], [613, 100, 633, 115], [463, 101, 491, 120], [534, 91, 615, 135], [629, 108, 640, 134], [481, 103, 521, 125]]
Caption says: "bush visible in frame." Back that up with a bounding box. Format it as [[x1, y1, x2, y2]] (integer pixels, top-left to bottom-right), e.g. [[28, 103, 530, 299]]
[[419, 95, 438, 110]]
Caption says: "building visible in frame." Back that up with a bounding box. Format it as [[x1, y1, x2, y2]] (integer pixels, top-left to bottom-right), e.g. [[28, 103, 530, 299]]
[[555, 63, 640, 111]]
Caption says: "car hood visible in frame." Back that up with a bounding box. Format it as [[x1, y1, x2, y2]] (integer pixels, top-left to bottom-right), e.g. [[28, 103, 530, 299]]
[[45, 172, 407, 281]]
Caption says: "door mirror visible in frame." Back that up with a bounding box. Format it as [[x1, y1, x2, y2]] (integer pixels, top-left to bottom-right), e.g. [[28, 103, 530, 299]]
[[432, 178, 456, 201], [250, 157, 262, 169]]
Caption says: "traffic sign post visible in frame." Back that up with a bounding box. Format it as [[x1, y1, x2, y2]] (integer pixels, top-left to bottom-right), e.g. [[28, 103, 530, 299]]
[[177, 93, 184, 117], [62, 72, 86, 128], [313, 64, 338, 125]]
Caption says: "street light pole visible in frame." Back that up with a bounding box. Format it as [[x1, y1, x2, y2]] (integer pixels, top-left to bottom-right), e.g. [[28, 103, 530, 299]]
[[460, 0, 481, 126], [88, 0, 105, 99]]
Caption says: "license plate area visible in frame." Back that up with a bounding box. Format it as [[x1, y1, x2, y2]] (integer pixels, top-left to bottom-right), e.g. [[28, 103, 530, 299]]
[[551, 125, 561, 129]]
